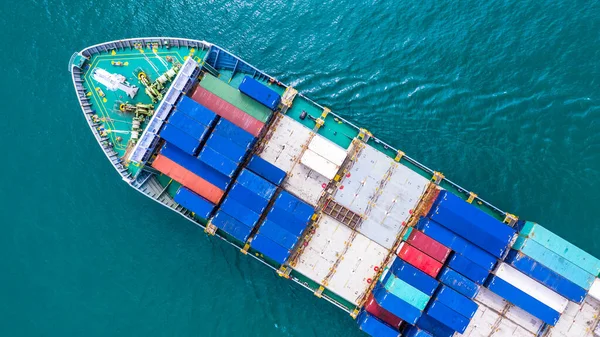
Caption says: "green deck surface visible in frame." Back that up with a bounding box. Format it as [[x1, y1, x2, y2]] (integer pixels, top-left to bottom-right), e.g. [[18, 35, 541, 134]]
[[200, 74, 272, 122], [82, 45, 206, 177]]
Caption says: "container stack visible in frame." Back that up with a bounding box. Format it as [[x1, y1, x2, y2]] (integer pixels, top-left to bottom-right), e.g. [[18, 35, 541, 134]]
[[373, 258, 440, 326], [191, 73, 275, 137], [481, 221, 600, 326], [197, 119, 255, 178], [160, 96, 217, 155], [152, 143, 229, 204], [212, 169, 277, 243], [513, 221, 599, 296], [251, 191, 314, 264], [357, 189, 520, 336]]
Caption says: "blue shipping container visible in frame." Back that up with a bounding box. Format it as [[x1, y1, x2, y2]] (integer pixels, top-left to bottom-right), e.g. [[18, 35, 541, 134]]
[[403, 326, 432, 337], [258, 220, 299, 250], [416, 315, 455, 337], [486, 275, 560, 325], [390, 258, 439, 296], [434, 285, 478, 319], [246, 155, 286, 186], [417, 218, 497, 270], [213, 118, 255, 149], [438, 267, 480, 299], [212, 211, 253, 243], [167, 110, 209, 141], [266, 206, 308, 237], [159, 124, 201, 155], [274, 191, 314, 224], [373, 283, 422, 325], [251, 234, 290, 265], [239, 76, 281, 111], [198, 146, 238, 178], [356, 311, 400, 337], [205, 133, 247, 163], [160, 143, 229, 190], [176, 95, 218, 127], [236, 169, 277, 200], [504, 249, 586, 303], [227, 183, 269, 214], [174, 187, 214, 219], [425, 301, 469, 334], [429, 191, 516, 258], [448, 253, 489, 285], [220, 197, 261, 228]]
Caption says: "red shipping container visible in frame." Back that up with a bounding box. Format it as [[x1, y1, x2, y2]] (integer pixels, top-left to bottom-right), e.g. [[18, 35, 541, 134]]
[[152, 154, 224, 204], [397, 242, 442, 278], [191, 86, 264, 137], [406, 230, 451, 263], [364, 293, 403, 329]]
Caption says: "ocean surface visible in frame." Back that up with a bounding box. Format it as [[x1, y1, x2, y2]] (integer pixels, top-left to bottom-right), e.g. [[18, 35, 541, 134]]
[[1, 1, 599, 336]]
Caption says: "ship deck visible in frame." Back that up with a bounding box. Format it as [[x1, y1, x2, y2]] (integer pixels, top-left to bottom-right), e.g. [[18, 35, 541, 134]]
[[70, 38, 600, 337], [75, 41, 509, 310], [78, 42, 502, 220]]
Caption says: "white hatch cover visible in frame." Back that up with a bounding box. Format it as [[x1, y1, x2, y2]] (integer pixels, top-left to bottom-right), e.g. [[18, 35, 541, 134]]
[[546, 297, 600, 337], [326, 232, 387, 305], [356, 162, 429, 249], [307, 135, 347, 167], [293, 215, 353, 285], [333, 144, 391, 216], [463, 288, 540, 337], [495, 263, 569, 313], [258, 115, 312, 173], [283, 160, 329, 206]]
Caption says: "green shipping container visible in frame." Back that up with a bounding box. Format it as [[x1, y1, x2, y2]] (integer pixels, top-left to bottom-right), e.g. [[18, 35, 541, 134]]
[[384, 273, 430, 310], [200, 74, 272, 123], [513, 236, 595, 290], [520, 222, 600, 276]]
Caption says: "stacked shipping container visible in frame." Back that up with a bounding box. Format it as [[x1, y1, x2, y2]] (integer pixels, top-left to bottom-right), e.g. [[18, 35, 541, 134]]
[[212, 169, 277, 242], [191, 74, 272, 137], [252, 191, 314, 264]]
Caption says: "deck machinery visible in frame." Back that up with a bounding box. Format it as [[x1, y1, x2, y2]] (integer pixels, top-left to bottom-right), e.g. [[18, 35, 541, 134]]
[[69, 38, 600, 337]]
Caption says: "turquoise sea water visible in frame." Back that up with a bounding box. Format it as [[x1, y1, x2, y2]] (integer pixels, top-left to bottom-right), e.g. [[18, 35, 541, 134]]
[[1, 1, 599, 336]]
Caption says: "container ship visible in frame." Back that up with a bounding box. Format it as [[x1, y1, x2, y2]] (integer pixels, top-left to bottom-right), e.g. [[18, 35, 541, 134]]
[[69, 38, 600, 337]]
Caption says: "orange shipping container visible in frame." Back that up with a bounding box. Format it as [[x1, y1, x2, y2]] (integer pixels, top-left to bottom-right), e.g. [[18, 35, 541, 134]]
[[152, 154, 224, 204]]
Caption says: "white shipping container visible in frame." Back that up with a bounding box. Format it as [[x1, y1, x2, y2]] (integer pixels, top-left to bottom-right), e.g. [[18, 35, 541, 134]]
[[300, 149, 339, 180], [293, 215, 353, 284], [495, 263, 569, 313], [307, 135, 347, 167], [327, 232, 387, 305], [588, 278, 600, 302], [259, 115, 312, 173]]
